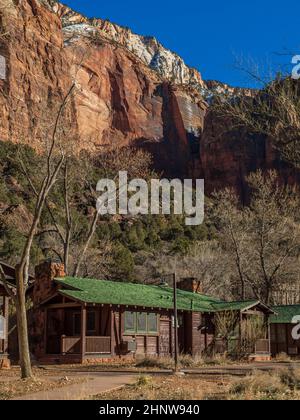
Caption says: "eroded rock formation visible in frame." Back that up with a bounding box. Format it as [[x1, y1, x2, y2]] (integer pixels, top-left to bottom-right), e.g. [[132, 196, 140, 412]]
[[0, 0, 297, 194]]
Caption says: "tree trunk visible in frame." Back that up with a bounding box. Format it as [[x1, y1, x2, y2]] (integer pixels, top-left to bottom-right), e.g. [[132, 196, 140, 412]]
[[241, 279, 246, 301], [15, 265, 33, 379], [73, 210, 99, 277]]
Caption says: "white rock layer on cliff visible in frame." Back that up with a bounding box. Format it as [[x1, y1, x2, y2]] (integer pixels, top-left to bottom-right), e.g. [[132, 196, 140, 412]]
[[42, 1, 205, 89]]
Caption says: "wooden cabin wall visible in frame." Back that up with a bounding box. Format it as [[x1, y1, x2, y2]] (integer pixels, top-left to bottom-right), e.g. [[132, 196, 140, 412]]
[[181, 312, 215, 356], [159, 314, 172, 357], [118, 308, 214, 358], [271, 324, 300, 356], [191, 312, 202, 356], [183, 312, 193, 355], [119, 308, 172, 357], [200, 314, 215, 355]]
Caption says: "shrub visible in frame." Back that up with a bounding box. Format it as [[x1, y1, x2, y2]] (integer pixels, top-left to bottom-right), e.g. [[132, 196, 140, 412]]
[[275, 352, 292, 362], [136, 375, 153, 387], [279, 368, 300, 390], [136, 357, 173, 370], [229, 369, 300, 400]]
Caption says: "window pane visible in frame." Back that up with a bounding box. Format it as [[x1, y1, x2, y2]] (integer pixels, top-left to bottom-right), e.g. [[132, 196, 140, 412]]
[[148, 313, 158, 333], [125, 312, 136, 332], [137, 312, 147, 332]]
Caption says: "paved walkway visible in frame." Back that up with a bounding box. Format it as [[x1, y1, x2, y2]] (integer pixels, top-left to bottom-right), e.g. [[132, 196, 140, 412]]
[[12, 372, 136, 400]]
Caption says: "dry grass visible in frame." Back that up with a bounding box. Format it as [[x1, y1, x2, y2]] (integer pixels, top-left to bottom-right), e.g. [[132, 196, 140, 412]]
[[45, 355, 235, 374], [93, 368, 300, 401], [274, 352, 292, 363], [94, 374, 230, 400], [229, 369, 300, 400], [0, 368, 87, 400], [135, 354, 233, 370]]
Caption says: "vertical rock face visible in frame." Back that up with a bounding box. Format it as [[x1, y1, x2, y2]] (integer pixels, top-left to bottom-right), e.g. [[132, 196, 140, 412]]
[[0, 0, 70, 147], [0, 0, 297, 195], [0, 0, 207, 179], [198, 108, 300, 199]]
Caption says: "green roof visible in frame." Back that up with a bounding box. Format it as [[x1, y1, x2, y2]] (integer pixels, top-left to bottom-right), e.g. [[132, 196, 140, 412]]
[[54, 277, 274, 315], [55, 277, 221, 313], [211, 300, 261, 312], [270, 305, 300, 324]]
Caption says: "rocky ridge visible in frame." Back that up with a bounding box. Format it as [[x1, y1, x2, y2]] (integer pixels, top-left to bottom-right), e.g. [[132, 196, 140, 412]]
[[43, 0, 205, 89]]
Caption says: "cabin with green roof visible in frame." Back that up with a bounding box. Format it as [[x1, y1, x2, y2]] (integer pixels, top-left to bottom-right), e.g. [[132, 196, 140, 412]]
[[27, 261, 276, 364], [2, 260, 300, 368], [270, 305, 300, 357]]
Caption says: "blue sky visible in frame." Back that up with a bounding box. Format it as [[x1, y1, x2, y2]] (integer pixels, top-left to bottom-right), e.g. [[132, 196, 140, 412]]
[[63, 0, 299, 87]]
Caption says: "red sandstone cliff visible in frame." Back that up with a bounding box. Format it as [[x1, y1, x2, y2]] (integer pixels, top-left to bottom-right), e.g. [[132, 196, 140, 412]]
[[0, 0, 297, 193], [0, 0, 208, 179]]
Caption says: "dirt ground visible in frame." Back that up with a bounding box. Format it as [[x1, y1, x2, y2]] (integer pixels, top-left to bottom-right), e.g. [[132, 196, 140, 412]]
[[2, 360, 300, 400], [0, 367, 87, 400], [95, 374, 231, 400], [95, 369, 300, 401]]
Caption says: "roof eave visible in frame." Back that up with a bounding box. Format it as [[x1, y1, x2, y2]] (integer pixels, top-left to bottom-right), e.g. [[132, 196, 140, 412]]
[[241, 301, 276, 315]]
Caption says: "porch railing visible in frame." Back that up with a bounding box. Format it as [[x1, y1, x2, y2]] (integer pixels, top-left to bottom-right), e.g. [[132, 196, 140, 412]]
[[61, 336, 81, 355], [214, 338, 270, 356], [61, 336, 111, 355], [86, 336, 111, 354]]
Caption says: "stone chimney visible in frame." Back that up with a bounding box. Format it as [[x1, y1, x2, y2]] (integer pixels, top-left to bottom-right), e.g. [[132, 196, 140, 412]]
[[177, 278, 203, 294], [33, 260, 65, 306]]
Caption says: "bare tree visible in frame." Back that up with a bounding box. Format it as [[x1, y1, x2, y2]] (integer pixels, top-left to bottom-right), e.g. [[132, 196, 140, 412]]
[[214, 310, 239, 353], [0, 3, 119, 378], [211, 189, 251, 300], [35, 147, 154, 278], [0, 82, 78, 379], [72, 147, 153, 278], [240, 316, 266, 354], [211, 74, 300, 167], [212, 170, 300, 304], [246, 170, 300, 303]]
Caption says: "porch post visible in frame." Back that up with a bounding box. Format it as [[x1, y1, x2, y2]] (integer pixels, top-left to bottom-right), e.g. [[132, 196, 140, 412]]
[[238, 311, 242, 355], [268, 318, 271, 355], [110, 308, 115, 356], [44, 308, 48, 356], [81, 305, 86, 362], [3, 296, 9, 355]]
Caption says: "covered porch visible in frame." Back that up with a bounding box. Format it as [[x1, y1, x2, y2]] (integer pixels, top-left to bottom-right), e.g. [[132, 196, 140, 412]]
[[212, 301, 274, 360], [43, 302, 114, 363]]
